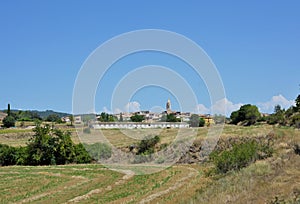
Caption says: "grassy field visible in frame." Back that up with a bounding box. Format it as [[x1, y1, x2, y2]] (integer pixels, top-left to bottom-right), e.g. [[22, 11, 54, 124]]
[[0, 163, 208, 203], [0, 125, 300, 203]]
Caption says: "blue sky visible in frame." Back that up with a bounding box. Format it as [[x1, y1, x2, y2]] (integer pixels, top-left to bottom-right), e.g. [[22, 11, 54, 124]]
[[0, 1, 299, 115]]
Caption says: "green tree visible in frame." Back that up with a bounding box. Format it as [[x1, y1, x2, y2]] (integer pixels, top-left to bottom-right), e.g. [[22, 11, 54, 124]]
[[53, 129, 76, 165], [199, 117, 206, 127], [0, 144, 17, 166], [99, 112, 108, 122], [295, 94, 300, 111], [230, 110, 240, 125], [7, 103, 11, 116], [98, 112, 117, 122], [2, 116, 15, 128], [26, 124, 76, 165], [267, 105, 286, 125], [74, 143, 92, 163], [160, 114, 167, 122], [130, 114, 145, 122], [46, 114, 62, 123], [69, 115, 74, 126], [230, 104, 261, 125], [291, 114, 300, 128], [108, 115, 117, 122], [166, 114, 180, 122]]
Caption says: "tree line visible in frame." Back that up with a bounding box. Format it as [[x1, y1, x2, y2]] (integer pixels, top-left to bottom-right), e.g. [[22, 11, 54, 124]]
[[1, 105, 72, 128], [230, 94, 300, 128]]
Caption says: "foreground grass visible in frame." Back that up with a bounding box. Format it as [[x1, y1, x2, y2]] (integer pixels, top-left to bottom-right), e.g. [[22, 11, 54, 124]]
[[0, 164, 205, 204]]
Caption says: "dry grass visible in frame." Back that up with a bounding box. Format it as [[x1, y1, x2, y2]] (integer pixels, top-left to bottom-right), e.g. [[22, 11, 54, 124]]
[[0, 164, 205, 203], [0, 125, 299, 203]]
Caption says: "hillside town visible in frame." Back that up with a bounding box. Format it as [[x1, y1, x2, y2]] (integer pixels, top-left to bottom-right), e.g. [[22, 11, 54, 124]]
[[72, 99, 214, 129]]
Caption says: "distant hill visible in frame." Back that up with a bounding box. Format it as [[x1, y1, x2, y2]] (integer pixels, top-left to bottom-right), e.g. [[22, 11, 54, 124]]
[[30, 110, 71, 119], [1, 109, 70, 120]]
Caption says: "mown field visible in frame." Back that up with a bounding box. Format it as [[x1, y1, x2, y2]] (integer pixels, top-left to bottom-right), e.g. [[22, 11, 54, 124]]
[[0, 125, 300, 203]]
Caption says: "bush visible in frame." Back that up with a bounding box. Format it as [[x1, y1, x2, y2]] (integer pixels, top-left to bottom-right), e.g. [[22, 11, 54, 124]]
[[74, 143, 93, 163], [85, 143, 112, 161], [0, 144, 17, 166], [137, 135, 160, 155], [2, 116, 15, 128], [83, 127, 91, 134], [210, 140, 273, 174]]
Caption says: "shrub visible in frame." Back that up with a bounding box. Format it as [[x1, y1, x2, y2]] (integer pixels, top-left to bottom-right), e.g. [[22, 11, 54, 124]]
[[74, 143, 93, 163], [85, 143, 112, 161], [0, 144, 17, 166], [2, 116, 15, 128], [137, 135, 160, 155], [210, 140, 273, 174]]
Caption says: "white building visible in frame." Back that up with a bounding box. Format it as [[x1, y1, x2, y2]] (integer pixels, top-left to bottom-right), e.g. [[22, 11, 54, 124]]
[[92, 122, 189, 129]]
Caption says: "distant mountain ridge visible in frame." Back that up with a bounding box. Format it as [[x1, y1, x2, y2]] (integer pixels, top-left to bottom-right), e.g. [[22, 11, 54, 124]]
[[1, 109, 70, 120]]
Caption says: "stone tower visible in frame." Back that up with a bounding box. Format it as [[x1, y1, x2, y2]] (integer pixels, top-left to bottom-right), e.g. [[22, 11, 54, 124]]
[[166, 99, 172, 114]]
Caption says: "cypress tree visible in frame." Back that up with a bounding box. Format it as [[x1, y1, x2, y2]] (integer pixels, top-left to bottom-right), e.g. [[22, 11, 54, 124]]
[[7, 104, 11, 116]]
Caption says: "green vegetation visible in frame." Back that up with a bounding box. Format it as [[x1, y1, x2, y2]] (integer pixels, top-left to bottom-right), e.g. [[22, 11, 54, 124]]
[[137, 135, 160, 155], [265, 94, 300, 128], [2, 103, 15, 128], [230, 104, 261, 125], [189, 114, 205, 127], [160, 113, 181, 122], [2, 115, 15, 128], [69, 115, 74, 126], [0, 124, 92, 166], [130, 113, 145, 122], [98, 112, 117, 122], [45, 113, 62, 123], [0, 144, 25, 166], [228, 94, 300, 128], [267, 105, 286, 125], [85, 142, 112, 160], [7, 103, 11, 116], [210, 140, 273, 174], [166, 113, 181, 122], [0, 125, 299, 203]]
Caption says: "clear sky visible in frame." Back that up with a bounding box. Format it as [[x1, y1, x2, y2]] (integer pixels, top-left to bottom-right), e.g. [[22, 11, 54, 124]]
[[1, 1, 299, 115]]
